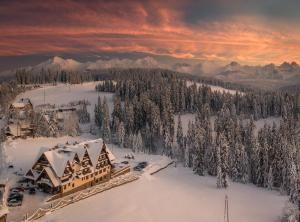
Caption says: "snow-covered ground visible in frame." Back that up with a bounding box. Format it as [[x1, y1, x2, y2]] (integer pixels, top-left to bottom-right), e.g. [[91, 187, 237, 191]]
[[16, 82, 114, 121], [186, 80, 242, 95], [41, 164, 287, 222], [3, 83, 287, 222], [3, 135, 171, 222], [3, 134, 288, 222]]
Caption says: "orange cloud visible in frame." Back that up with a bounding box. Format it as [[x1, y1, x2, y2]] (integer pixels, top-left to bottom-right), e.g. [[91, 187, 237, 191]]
[[0, 1, 299, 64]]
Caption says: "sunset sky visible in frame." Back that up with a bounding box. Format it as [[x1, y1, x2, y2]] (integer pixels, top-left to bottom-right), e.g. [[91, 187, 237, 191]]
[[0, 0, 300, 67]]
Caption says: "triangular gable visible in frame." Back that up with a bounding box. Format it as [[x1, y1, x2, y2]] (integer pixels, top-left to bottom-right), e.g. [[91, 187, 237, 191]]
[[24, 169, 40, 180], [44, 150, 75, 178], [26, 169, 34, 177], [97, 144, 114, 165], [37, 167, 60, 187], [82, 149, 93, 166], [62, 161, 73, 176], [32, 153, 50, 170], [73, 153, 80, 164]]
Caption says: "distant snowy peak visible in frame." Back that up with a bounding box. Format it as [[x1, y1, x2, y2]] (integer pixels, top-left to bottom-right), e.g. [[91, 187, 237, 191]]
[[216, 61, 300, 80], [34, 56, 84, 72], [86, 56, 165, 70], [27, 56, 167, 73]]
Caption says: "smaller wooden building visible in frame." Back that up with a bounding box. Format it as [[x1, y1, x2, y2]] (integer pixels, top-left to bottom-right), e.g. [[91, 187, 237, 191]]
[[6, 98, 34, 138]]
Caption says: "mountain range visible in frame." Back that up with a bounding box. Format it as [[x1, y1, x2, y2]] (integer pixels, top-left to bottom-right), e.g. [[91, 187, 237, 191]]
[[1, 56, 300, 91]]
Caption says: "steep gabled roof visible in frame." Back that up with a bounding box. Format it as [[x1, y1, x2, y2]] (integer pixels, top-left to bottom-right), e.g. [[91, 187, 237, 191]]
[[24, 169, 41, 180], [11, 98, 32, 109], [44, 149, 75, 177], [31, 138, 115, 182], [38, 167, 61, 187], [85, 140, 103, 167]]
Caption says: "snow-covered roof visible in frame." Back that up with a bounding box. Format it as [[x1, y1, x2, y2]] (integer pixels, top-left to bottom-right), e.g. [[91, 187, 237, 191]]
[[11, 102, 26, 108], [106, 146, 116, 162], [44, 149, 75, 177], [24, 169, 41, 180], [35, 138, 114, 179], [43, 167, 61, 187], [11, 98, 32, 109]]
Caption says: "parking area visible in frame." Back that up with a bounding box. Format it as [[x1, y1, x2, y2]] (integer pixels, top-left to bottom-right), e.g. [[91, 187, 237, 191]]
[[120, 153, 149, 172], [5, 170, 48, 222]]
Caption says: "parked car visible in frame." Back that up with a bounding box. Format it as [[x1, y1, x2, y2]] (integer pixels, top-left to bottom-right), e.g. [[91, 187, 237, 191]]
[[133, 166, 142, 171], [10, 187, 25, 192], [121, 161, 129, 164], [124, 154, 135, 159], [7, 193, 23, 202], [8, 192, 23, 198], [7, 198, 22, 207], [133, 161, 148, 171], [29, 187, 36, 195]]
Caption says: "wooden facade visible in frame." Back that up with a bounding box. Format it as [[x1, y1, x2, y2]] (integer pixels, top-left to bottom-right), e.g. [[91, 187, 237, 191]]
[[25, 139, 115, 195]]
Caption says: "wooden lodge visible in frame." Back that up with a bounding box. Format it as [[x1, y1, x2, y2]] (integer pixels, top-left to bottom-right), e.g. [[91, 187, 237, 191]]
[[24, 139, 116, 195]]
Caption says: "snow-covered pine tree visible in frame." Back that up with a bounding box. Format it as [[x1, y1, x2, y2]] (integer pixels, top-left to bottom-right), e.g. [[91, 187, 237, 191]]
[[176, 114, 184, 160], [102, 96, 111, 143], [185, 121, 195, 168], [111, 95, 122, 133], [232, 134, 249, 183], [216, 137, 222, 188], [116, 121, 125, 147], [288, 161, 298, 203], [193, 117, 206, 176], [77, 102, 90, 123], [94, 96, 103, 129], [267, 166, 274, 190], [217, 133, 230, 188], [132, 131, 144, 153]]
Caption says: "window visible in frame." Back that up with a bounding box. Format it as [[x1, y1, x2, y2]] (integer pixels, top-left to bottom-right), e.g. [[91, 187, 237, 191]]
[[72, 183, 75, 188], [86, 175, 89, 180], [82, 178, 84, 181], [64, 185, 67, 190], [99, 169, 102, 173], [104, 168, 106, 172], [95, 172, 98, 176]]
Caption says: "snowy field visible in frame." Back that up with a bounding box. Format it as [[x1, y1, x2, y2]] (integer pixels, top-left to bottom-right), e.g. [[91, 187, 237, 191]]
[[16, 82, 114, 121], [41, 164, 287, 222], [3, 83, 287, 222], [186, 80, 242, 95], [3, 133, 288, 222]]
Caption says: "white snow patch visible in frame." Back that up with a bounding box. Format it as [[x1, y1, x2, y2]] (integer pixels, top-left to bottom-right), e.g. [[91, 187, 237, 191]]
[[15, 82, 114, 122], [186, 80, 242, 95], [41, 165, 287, 222]]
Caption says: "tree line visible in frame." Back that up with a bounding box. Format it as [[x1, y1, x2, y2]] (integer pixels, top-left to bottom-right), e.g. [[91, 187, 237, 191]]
[[94, 71, 300, 205]]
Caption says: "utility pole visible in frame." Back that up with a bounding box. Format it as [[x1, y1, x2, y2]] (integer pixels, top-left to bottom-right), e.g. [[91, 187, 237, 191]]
[[224, 195, 229, 222]]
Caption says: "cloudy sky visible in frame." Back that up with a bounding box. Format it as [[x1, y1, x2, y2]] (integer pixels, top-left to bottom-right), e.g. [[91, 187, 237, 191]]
[[0, 0, 300, 66]]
